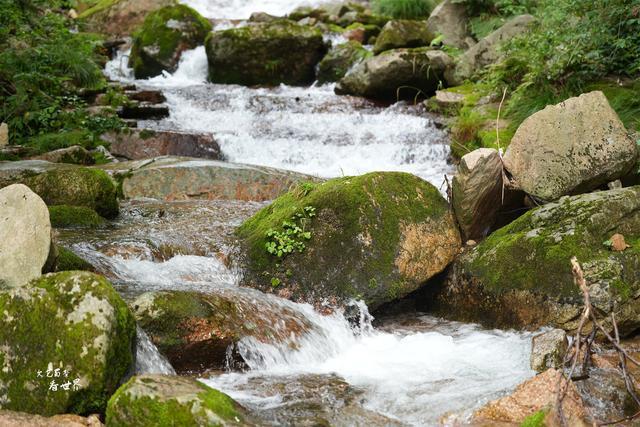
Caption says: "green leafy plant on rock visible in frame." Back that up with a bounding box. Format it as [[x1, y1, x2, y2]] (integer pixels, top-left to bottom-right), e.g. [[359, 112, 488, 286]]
[[264, 206, 316, 258], [372, 0, 438, 19]]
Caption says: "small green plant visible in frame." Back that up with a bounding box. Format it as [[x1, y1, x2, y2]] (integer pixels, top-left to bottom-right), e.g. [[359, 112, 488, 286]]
[[270, 277, 281, 287], [372, 0, 438, 19], [264, 206, 316, 258]]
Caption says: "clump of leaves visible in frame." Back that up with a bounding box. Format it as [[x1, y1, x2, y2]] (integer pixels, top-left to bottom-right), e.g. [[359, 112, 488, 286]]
[[371, 0, 438, 19], [265, 206, 316, 258]]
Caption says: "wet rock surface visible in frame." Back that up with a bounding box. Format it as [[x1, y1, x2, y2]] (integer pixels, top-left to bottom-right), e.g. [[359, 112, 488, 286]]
[[104, 129, 223, 160]]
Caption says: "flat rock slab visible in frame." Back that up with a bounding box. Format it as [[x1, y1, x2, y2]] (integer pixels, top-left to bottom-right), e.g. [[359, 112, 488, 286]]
[[0, 160, 75, 187], [100, 156, 319, 201], [0, 184, 51, 288], [104, 130, 223, 161]]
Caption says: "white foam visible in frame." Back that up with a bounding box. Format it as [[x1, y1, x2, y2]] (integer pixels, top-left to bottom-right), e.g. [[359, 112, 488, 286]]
[[180, 0, 321, 19]]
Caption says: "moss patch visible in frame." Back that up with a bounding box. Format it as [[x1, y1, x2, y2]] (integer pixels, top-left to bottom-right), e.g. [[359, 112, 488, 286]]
[[129, 5, 212, 78], [0, 271, 135, 416], [49, 205, 105, 228], [23, 168, 119, 219], [237, 172, 459, 310], [317, 41, 372, 83], [55, 247, 95, 272]]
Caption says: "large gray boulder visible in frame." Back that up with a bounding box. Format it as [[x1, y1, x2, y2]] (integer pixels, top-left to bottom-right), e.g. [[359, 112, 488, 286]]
[[431, 185, 640, 337], [452, 148, 503, 241], [427, 0, 471, 49], [373, 20, 434, 54], [0, 184, 52, 288], [455, 14, 535, 82], [206, 20, 326, 86], [503, 91, 638, 201], [335, 48, 455, 100], [0, 271, 136, 415]]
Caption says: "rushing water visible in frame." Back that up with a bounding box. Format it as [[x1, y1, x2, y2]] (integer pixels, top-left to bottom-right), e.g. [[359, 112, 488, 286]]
[[89, 2, 538, 423]]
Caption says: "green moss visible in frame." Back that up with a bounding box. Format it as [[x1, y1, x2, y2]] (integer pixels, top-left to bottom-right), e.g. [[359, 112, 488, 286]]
[[138, 129, 157, 140], [317, 41, 372, 83], [77, 0, 119, 19], [106, 376, 242, 426], [237, 172, 454, 309], [129, 5, 212, 78], [55, 247, 95, 272], [23, 167, 119, 219], [49, 205, 105, 228], [520, 410, 547, 427], [0, 271, 135, 416]]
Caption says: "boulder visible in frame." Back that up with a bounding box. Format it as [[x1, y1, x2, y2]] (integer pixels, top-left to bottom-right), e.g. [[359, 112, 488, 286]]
[[343, 22, 380, 44], [0, 160, 75, 188], [80, 0, 176, 38], [426, 0, 472, 49], [431, 186, 640, 336], [237, 172, 461, 311], [125, 90, 166, 104], [0, 184, 51, 288], [101, 157, 317, 202], [455, 15, 535, 82], [473, 369, 587, 425], [0, 271, 136, 415], [0, 123, 8, 147], [106, 375, 247, 426], [0, 410, 102, 427], [52, 247, 96, 273], [503, 91, 638, 201], [249, 11, 279, 23], [117, 103, 170, 120], [22, 168, 119, 219], [317, 41, 372, 84], [373, 20, 434, 54], [32, 146, 95, 166], [205, 20, 326, 86], [132, 289, 312, 373], [530, 329, 567, 372], [452, 148, 503, 241], [104, 129, 222, 160], [335, 48, 455, 100], [129, 5, 212, 78], [48, 206, 105, 228]]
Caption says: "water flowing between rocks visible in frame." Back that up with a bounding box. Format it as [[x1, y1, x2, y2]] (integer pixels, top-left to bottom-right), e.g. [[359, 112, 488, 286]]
[[58, 1, 539, 424]]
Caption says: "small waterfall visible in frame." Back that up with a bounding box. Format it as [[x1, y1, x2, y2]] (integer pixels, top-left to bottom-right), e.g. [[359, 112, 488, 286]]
[[135, 327, 176, 375], [179, 0, 323, 19]]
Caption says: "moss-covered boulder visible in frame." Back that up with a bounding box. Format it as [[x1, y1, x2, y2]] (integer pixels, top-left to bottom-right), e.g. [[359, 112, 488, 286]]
[[49, 205, 105, 228], [80, 0, 176, 38], [317, 41, 372, 83], [431, 186, 640, 336], [129, 5, 212, 78], [335, 48, 455, 100], [132, 290, 312, 374], [32, 146, 95, 166], [0, 271, 136, 415], [205, 20, 327, 86], [237, 172, 461, 311], [23, 168, 119, 219], [106, 375, 247, 426], [53, 247, 96, 273], [373, 20, 434, 54]]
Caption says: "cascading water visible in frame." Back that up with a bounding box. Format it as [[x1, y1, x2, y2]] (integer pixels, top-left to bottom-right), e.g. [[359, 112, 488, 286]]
[[135, 327, 176, 375], [90, 2, 537, 424]]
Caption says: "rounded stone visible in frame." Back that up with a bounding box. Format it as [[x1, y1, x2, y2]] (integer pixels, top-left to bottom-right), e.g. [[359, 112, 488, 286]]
[[0, 184, 51, 288]]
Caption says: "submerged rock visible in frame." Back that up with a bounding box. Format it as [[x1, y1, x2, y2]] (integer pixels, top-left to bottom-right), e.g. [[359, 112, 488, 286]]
[[503, 91, 637, 201], [451, 148, 503, 241], [102, 157, 317, 202], [129, 4, 212, 78], [317, 41, 372, 84], [373, 20, 434, 54], [0, 184, 52, 288], [455, 14, 535, 82], [0, 271, 136, 415], [104, 129, 222, 161], [132, 289, 312, 374], [426, 0, 472, 49], [432, 186, 640, 336], [206, 20, 327, 86], [237, 172, 461, 311], [106, 375, 247, 426], [530, 329, 567, 372], [335, 48, 455, 100]]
